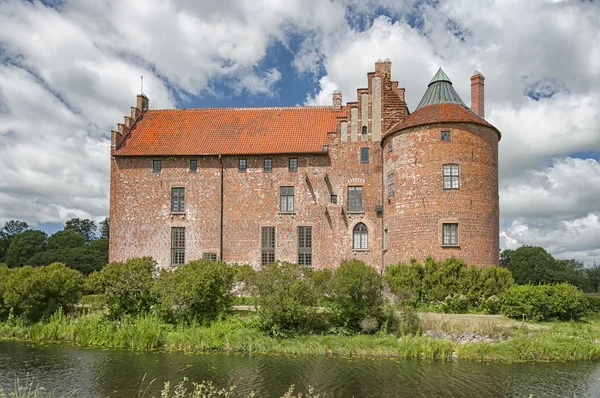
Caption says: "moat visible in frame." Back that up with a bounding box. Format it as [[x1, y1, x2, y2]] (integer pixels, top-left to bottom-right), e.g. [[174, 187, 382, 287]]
[[1, 341, 599, 397]]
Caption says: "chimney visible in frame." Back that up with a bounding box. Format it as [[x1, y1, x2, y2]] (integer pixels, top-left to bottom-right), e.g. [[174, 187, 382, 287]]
[[137, 93, 149, 113], [375, 58, 392, 75], [332, 90, 342, 111], [470, 71, 485, 119]]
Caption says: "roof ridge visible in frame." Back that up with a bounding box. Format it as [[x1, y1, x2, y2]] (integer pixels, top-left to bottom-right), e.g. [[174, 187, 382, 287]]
[[147, 106, 336, 112]]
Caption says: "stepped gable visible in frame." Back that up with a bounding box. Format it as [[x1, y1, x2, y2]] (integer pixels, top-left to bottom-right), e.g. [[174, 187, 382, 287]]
[[115, 106, 344, 156], [384, 68, 500, 139]]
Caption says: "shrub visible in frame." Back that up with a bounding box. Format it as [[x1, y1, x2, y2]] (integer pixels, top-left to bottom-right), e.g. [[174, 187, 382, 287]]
[[153, 260, 236, 323], [95, 257, 156, 318], [0, 266, 13, 319], [251, 262, 320, 334], [27, 247, 106, 274], [328, 260, 384, 331], [1, 263, 84, 322], [381, 302, 420, 336], [385, 257, 513, 314], [501, 283, 587, 321], [586, 295, 600, 313]]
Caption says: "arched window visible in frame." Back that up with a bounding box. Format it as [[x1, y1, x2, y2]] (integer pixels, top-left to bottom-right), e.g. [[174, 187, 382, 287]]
[[353, 223, 368, 250], [362, 126, 368, 135]]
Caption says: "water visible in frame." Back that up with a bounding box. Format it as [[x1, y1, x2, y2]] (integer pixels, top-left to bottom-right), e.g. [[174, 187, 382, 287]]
[[1, 341, 600, 397]]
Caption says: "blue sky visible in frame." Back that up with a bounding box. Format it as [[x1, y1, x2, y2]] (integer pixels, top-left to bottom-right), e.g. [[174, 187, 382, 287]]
[[0, 0, 599, 263]]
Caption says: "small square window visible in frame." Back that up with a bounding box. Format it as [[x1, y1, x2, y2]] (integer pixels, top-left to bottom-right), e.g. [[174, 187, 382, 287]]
[[289, 158, 298, 172], [264, 158, 272, 172], [441, 131, 451, 141], [360, 148, 369, 163], [238, 159, 247, 173], [190, 159, 197, 172], [442, 223, 459, 246], [331, 195, 338, 204], [153, 160, 162, 173]]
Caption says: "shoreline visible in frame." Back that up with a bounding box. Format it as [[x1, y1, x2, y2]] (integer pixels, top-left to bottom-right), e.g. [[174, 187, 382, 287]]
[[1, 312, 599, 363]]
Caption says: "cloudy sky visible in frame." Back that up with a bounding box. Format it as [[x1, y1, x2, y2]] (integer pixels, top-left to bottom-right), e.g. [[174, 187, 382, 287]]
[[0, 0, 599, 263]]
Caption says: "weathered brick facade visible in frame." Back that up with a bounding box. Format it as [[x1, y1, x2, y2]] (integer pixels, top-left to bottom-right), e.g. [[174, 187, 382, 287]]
[[109, 61, 501, 269]]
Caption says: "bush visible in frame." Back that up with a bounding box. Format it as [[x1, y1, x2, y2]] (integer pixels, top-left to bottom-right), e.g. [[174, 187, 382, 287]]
[[251, 262, 321, 334], [329, 260, 384, 331], [153, 260, 236, 323], [385, 257, 513, 314], [586, 295, 600, 313], [94, 257, 156, 318], [501, 283, 587, 321], [381, 302, 420, 336], [27, 247, 107, 274], [1, 263, 84, 322], [0, 266, 13, 319]]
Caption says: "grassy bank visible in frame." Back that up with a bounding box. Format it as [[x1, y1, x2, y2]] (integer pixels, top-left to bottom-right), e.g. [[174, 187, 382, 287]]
[[1, 311, 599, 363]]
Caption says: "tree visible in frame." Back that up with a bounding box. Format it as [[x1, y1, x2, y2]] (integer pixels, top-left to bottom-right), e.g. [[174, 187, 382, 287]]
[[5, 230, 47, 268], [99, 217, 109, 240], [47, 230, 86, 250], [65, 218, 97, 244], [586, 263, 600, 293], [27, 247, 106, 275], [0, 220, 29, 261]]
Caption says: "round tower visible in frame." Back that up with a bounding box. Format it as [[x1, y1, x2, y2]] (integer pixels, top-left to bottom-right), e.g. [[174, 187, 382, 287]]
[[382, 69, 501, 267]]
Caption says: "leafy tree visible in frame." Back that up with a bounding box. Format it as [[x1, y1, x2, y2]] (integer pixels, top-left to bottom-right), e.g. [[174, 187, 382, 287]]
[[27, 247, 106, 275], [47, 230, 86, 250], [0, 220, 29, 261], [99, 217, 109, 240], [501, 246, 579, 286], [5, 230, 47, 268], [90, 238, 108, 253], [65, 218, 97, 244], [586, 263, 600, 293]]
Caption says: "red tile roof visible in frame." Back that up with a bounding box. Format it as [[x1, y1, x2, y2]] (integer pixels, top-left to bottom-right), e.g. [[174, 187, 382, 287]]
[[384, 103, 501, 140], [115, 107, 344, 156]]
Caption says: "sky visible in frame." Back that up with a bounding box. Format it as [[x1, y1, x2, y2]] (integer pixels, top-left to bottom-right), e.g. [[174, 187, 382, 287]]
[[0, 0, 599, 264]]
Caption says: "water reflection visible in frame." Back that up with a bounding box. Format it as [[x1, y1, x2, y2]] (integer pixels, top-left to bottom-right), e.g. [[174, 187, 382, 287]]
[[1, 341, 599, 397]]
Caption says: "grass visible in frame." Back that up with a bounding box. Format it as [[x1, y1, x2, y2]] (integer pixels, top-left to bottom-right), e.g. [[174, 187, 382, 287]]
[[2, 311, 600, 363], [0, 263, 6, 269]]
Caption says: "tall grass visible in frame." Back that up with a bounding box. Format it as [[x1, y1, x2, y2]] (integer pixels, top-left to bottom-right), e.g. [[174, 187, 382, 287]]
[[0, 377, 77, 398], [1, 312, 600, 362]]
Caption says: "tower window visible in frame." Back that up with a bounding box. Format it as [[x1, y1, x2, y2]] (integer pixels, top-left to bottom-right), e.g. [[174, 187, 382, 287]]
[[383, 228, 388, 251], [264, 158, 272, 172], [331, 195, 338, 204], [362, 126, 368, 136], [348, 186, 363, 212], [441, 131, 451, 141], [171, 187, 185, 213], [387, 142, 393, 152], [189, 159, 197, 172], [443, 164, 459, 189], [442, 223, 459, 246], [153, 160, 162, 173], [360, 148, 369, 163], [353, 223, 368, 250], [387, 172, 395, 197]]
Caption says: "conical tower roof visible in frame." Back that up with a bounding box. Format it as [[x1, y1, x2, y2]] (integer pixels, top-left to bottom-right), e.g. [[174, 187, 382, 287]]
[[416, 68, 466, 110]]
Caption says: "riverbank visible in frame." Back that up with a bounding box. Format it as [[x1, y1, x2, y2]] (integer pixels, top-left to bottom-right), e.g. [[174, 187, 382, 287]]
[[1, 311, 599, 363]]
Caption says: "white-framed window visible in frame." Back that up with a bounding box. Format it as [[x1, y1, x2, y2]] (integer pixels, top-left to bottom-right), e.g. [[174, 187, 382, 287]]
[[443, 164, 459, 189], [442, 223, 458, 246], [280, 186, 294, 212], [353, 223, 368, 250]]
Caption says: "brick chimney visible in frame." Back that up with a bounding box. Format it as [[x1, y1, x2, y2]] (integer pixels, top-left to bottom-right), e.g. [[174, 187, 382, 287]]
[[470, 71, 485, 119], [137, 93, 149, 113], [332, 90, 342, 111]]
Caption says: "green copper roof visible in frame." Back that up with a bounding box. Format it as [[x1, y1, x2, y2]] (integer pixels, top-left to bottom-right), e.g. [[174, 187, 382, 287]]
[[416, 68, 466, 110]]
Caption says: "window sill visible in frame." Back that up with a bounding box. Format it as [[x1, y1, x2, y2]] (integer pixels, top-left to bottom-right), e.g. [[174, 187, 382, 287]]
[[347, 210, 365, 214], [170, 212, 186, 215], [353, 249, 369, 253], [278, 211, 296, 215], [443, 188, 459, 191], [441, 245, 460, 248]]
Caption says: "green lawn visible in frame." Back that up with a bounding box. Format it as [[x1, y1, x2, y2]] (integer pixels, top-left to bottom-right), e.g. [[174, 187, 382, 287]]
[[0, 263, 7, 268]]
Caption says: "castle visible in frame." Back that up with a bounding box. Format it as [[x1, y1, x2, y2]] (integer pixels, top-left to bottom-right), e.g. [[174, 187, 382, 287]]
[[109, 60, 500, 270]]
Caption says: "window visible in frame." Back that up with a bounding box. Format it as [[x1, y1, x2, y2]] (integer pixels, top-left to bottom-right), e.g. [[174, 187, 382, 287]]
[[153, 160, 162, 173], [387, 142, 392, 153], [289, 158, 298, 172], [203, 253, 217, 261], [384, 228, 388, 251], [387, 172, 395, 197], [171, 227, 185, 265], [360, 148, 369, 163], [238, 159, 247, 173], [441, 130, 451, 141], [362, 126, 368, 136], [190, 159, 197, 172], [443, 223, 459, 246], [261, 227, 275, 265], [280, 186, 294, 212], [264, 158, 272, 172], [298, 226, 312, 266], [171, 187, 185, 213], [353, 223, 368, 250], [331, 195, 338, 204], [443, 164, 459, 189], [348, 186, 363, 212]]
